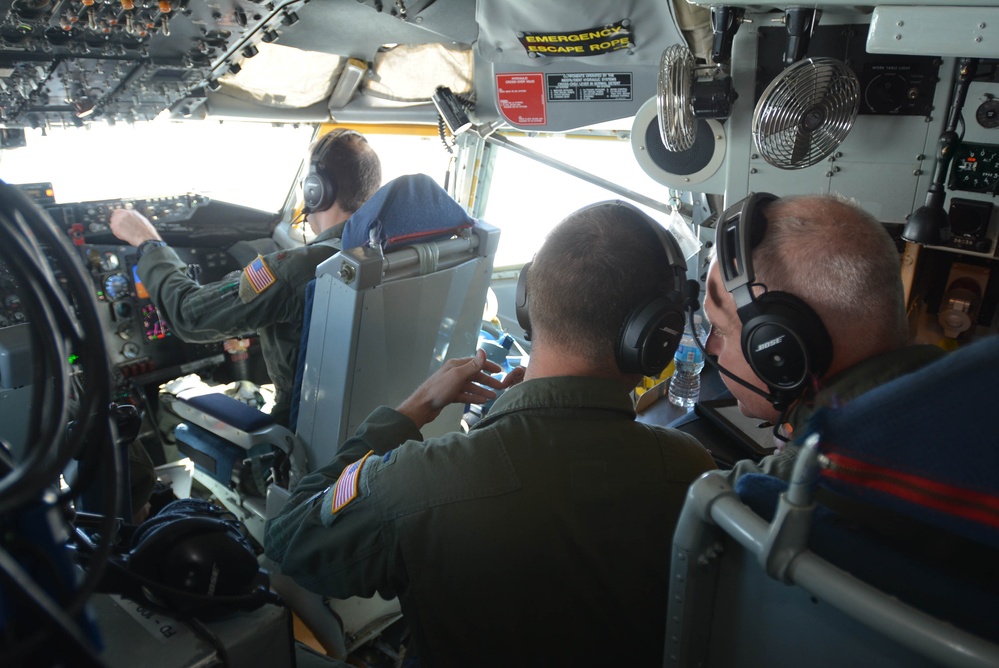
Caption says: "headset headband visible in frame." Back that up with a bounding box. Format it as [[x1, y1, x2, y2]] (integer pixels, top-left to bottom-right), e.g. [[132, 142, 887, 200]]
[[717, 192, 778, 311], [714, 191, 833, 401], [311, 128, 365, 172]]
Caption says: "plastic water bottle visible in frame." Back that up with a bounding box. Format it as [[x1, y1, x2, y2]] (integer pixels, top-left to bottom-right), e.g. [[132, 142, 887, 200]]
[[668, 316, 706, 408]]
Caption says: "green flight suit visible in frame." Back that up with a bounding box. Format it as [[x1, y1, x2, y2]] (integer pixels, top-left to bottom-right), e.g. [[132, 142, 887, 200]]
[[137, 227, 342, 427], [265, 375, 716, 667], [721, 344, 947, 484]]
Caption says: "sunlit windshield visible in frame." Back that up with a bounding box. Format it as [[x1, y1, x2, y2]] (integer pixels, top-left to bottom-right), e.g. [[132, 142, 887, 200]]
[[483, 131, 680, 268], [0, 122, 457, 217], [0, 118, 681, 269], [0, 121, 315, 211]]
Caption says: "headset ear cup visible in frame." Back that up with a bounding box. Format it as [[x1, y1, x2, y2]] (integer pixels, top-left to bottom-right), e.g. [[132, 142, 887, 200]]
[[303, 129, 358, 214], [515, 262, 532, 340], [617, 294, 686, 376], [127, 504, 265, 616], [302, 171, 334, 214], [740, 291, 832, 392]]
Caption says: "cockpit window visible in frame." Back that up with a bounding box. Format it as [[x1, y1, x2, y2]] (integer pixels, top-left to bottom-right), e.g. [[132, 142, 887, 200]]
[[0, 121, 314, 212], [483, 130, 678, 268]]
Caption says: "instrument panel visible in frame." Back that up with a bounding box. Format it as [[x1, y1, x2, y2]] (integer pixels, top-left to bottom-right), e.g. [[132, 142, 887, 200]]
[[755, 23, 940, 117], [82, 241, 236, 389], [0, 0, 309, 128], [56, 193, 210, 237], [2, 191, 280, 402]]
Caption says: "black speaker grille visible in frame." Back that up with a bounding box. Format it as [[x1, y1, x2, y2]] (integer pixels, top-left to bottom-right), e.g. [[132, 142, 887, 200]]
[[645, 117, 714, 176]]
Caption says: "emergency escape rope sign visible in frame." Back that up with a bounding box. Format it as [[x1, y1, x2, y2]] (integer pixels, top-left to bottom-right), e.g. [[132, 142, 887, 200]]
[[517, 21, 634, 57]]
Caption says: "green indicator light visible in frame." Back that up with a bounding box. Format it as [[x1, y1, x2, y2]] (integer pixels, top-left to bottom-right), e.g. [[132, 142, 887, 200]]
[[68, 354, 79, 364]]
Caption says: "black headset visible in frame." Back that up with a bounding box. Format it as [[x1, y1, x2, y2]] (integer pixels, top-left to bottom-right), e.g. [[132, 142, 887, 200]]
[[715, 192, 832, 397], [301, 128, 366, 215], [124, 499, 273, 618], [516, 201, 688, 377]]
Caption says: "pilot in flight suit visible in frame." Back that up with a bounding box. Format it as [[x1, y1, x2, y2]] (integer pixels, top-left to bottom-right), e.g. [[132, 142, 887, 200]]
[[110, 129, 381, 427]]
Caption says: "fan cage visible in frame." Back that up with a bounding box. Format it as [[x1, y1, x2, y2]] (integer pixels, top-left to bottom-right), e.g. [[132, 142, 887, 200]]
[[753, 57, 860, 170], [657, 44, 696, 152]]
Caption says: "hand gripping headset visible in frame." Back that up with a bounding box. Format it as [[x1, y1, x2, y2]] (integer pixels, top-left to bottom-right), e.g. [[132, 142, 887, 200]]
[[515, 201, 688, 377], [715, 192, 832, 400], [301, 128, 365, 215]]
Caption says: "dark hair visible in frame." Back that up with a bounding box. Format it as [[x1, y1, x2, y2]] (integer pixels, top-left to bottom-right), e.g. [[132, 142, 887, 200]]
[[527, 201, 673, 369], [310, 131, 382, 212]]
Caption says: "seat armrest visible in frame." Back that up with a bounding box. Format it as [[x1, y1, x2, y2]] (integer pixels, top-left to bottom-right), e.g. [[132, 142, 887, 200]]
[[173, 393, 308, 482], [266, 482, 292, 520]]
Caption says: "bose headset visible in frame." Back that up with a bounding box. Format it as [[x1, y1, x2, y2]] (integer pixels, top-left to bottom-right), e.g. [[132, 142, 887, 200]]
[[301, 128, 366, 215], [515, 201, 688, 377], [712, 191, 833, 406], [118, 498, 275, 618]]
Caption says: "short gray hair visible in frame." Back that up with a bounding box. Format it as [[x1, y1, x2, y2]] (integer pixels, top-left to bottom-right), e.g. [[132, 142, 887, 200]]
[[753, 193, 908, 350]]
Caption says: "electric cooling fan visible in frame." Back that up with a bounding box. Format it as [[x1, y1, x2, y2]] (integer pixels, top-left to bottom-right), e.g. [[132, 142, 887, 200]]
[[752, 57, 860, 169], [657, 44, 697, 152]]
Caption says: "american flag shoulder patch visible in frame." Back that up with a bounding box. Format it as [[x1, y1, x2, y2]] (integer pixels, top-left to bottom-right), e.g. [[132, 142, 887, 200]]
[[243, 256, 276, 294], [322, 451, 374, 523]]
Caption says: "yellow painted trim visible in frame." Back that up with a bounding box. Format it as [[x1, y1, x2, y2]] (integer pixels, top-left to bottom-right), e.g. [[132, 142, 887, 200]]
[[317, 122, 440, 137]]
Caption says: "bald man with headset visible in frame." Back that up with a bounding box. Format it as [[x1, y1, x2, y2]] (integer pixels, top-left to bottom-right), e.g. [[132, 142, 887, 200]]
[[696, 192, 945, 483], [266, 201, 715, 667], [110, 129, 382, 427]]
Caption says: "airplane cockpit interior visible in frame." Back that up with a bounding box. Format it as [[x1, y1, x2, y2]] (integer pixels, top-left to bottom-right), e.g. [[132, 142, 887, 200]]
[[1, 0, 998, 665]]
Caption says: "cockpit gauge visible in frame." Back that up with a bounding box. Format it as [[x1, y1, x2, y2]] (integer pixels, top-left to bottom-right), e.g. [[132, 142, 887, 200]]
[[948, 143, 999, 194], [4, 294, 21, 310], [10, 0, 52, 19], [117, 322, 134, 340], [976, 98, 999, 129], [103, 273, 130, 301], [120, 342, 140, 360], [863, 71, 911, 115], [98, 252, 120, 272], [0, 23, 33, 43]]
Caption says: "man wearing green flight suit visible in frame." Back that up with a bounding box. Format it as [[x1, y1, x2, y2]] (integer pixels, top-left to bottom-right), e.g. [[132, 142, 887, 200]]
[[110, 129, 381, 427], [265, 201, 717, 667]]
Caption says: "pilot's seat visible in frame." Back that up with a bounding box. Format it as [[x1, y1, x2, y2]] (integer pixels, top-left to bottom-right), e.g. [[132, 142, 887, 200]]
[[171, 173, 497, 532], [168, 174, 500, 658], [667, 335, 999, 667]]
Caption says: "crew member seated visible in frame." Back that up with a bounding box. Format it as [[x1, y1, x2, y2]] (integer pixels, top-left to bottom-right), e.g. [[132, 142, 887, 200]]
[[265, 201, 716, 666], [697, 192, 946, 482], [109, 129, 382, 427]]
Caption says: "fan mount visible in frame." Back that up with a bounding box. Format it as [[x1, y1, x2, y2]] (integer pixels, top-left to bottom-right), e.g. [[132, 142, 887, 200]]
[[752, 57, 860, 170], [657, 44, 697, 152]]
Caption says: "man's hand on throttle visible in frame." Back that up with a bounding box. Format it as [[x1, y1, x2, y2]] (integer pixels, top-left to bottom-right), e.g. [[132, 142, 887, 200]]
[[109, 209, 163, 247]]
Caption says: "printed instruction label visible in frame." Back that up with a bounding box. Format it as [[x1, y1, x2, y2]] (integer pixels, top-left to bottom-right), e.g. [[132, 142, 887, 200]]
[[546, 72, 633, 102], [110, 594, 191, 643], [496, 73, 547, 125]]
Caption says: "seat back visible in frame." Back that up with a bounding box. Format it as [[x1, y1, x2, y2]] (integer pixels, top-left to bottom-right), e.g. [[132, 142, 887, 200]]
[[297, 175, 499, 469], [667, 336, 999, 668], [809, 335, 999, 548], [287, 278, 317, 432], [270, 174, 486, 657]]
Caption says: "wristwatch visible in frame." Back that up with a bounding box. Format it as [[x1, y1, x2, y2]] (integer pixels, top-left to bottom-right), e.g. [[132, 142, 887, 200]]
[[136, 239, 168, 259]]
